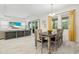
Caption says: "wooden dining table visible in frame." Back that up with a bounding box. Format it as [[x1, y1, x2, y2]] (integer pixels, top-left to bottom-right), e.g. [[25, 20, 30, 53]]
[[39, 32, 56, 54]]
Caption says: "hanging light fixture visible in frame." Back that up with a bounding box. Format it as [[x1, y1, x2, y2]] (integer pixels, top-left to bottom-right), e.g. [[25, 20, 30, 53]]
[[47, 4, 54, 33], [48, 4, 55, 16]]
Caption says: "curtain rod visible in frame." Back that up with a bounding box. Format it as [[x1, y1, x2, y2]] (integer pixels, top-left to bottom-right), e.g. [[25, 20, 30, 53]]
[[54, 9, 76, 15]]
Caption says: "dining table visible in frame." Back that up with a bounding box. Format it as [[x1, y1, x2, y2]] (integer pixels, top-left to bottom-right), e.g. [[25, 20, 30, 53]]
[[39, 32, 56, 54]]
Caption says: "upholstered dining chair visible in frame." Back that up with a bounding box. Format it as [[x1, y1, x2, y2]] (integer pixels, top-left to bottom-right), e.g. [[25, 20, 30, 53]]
[[35, 29, 46, 47], [57, 29, 63, 47], [51, 29, 63, 51], [35, 29, 42, 47], [35, 29, 48, 53]]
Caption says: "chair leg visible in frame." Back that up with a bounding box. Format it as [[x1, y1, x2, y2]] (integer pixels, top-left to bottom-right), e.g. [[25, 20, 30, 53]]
[[54, 41, 59, 51], [58, 40, 60, 48], [41, 39, 43, 53], [54, 43, 57, 51], [61, 38, 63, 46], [36, 43, 37, 50], [35, 39, 37, 50]]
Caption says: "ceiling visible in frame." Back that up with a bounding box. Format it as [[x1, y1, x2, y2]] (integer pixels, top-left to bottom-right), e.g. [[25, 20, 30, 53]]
[[0, 4, 73, 19]]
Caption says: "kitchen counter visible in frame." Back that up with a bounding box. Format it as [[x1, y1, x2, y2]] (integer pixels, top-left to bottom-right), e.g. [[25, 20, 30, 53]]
[[0, 30, 31, 40]]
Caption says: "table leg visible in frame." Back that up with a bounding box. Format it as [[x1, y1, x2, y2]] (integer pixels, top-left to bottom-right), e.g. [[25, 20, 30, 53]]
[[48, 36, 51, 54], [41, 38, 43, 53]]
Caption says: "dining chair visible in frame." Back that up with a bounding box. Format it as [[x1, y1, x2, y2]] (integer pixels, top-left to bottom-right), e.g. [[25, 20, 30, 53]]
[[35, 29, 42, 47], [57, 29, 63, 47], [35, 29, 48, 53], [51, 29, 63, 51], [34, 29, 63, 53]]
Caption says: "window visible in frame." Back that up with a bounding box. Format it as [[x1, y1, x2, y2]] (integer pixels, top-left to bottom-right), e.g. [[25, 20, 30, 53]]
[[53, 17, 68, 29], [62, 17, 68, 29], [53, 18, 58, 29]]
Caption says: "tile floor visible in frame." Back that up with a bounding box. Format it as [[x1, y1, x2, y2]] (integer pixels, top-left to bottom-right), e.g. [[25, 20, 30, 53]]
[[0, 35, 79, 54]]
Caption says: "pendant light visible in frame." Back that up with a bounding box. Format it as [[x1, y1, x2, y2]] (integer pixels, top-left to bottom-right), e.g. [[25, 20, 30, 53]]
[[48, 4, 54, 33], [48, 4, 55, 16]]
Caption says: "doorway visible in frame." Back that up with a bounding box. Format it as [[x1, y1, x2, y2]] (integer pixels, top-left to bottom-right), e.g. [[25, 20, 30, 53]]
[[28, 20, 38, 34]]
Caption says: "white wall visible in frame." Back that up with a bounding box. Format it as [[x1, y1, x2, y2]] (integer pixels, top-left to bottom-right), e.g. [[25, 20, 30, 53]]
[[0, 17, 29, 31], [39, 15, 48, 32]]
